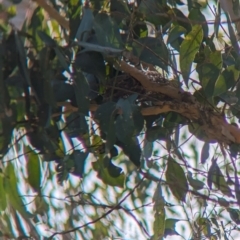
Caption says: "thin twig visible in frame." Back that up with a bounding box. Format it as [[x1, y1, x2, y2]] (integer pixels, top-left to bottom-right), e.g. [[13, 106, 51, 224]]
[[48, 177, 145, 239]]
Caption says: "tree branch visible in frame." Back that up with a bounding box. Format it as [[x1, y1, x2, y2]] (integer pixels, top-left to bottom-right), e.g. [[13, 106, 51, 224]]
[[56, 98, 240, 144]]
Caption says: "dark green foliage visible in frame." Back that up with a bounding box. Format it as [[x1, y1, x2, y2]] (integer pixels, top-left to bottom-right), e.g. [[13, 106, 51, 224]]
[[133, 37, 169, 72], [166, 156, 188, 202], [1, 0, 240, 239]]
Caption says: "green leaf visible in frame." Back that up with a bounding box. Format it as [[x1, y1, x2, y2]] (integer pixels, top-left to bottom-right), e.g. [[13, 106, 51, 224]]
[[214, 65, 240, 97], [138, 0, 170, 26], [39, 47, 56, 108], [180, 25, 203, 86], [196, 217, 211, 238], [95, 101, 117, 133], [167, 25, 186, 45], [0, 212, 13, 237], [166, 156, 188, 202], [0, 42, 10, 110], [91, 134, 104, 152], [76, 41, 123, 57], [207, 159, 233, 197], [218, 197, 229, 207], [187, 171, 204, 190], [54, 47, 70, 73], [204, 47, 223, 70], [167, 25, 186, 51], [38, 30, 56, 47], [226, 13, 239, 54], [14, 31, 32, 87], [26, 147, 41, 192], [70, 150, 89, 177], [105, 112, 116, 155], [201, 142, 209, 164], [65, 112, 88, 138], [188, 8, 208, 38], [93, 12, 123, 48], [164, 218, 180, 237], [74, 69, 90, 115], [92, 155, 125, 188], [75, 51, 105, 83], [214, 3, 221, 37], [152, 183, 165, 240], [27, 7, 47, 51], [115, 96, 143, 142], [219, 91, 238, 105], [110, 0, 131, 16], [133, 37, 169, 71], [4, 163, 32, 218], [0, 174, 7, 211], [133, 21, 148, 39], [116, 98, 135, 142], [163, 112, 186, 129], [146, 126, 168, 142], [227, 208, 240, 224], [172, 8, 192, 33], [76, 6, 94, 42], [143, 139, 153, 159], [68, 0, 82, 41], [197, 63, 220, 98], [117, 137, 141, 167], [0, 113, 14, 155], [131, 103, 144, 135]]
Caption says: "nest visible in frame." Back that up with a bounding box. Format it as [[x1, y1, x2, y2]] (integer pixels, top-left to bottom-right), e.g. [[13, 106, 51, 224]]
[[104, 70, 177, 104]]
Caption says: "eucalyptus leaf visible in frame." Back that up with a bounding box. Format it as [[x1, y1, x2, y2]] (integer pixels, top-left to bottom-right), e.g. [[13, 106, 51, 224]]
[[68, 0, 82, 41], [188, 8, 208, 38], [26, 147, 41, 192], [227, 208, 240, 224], [0, 174, 7, 211], [166, 156, 188, 202], [167, 25, 186, 51], [133, 37, 169, 71], [180, 25, 203, 86], [164, 218, 180, 237], [116, 98, 135, 142], [214, 65, 240, 97], [93, 12, 123, 48], [75, 41, 123, 57], [117, 137, 141, 167], [187, 171, 205, 190], [74, 69, 90, 115], [75, 7, 94, 42], [146, 126, 168, 142], [143, 139, 153, 159], [94, 101, 117, 133], [4, 163, 33, 218], [201, 142, 209, 164], [71, 150, 89, 177], [207, 158, 233, 197], [197, 63, 220, 98], [92, 155, 125, 188], [152, 183, 165, 240], [75, 51, 105, 83], [38, 30, 56, 47]]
